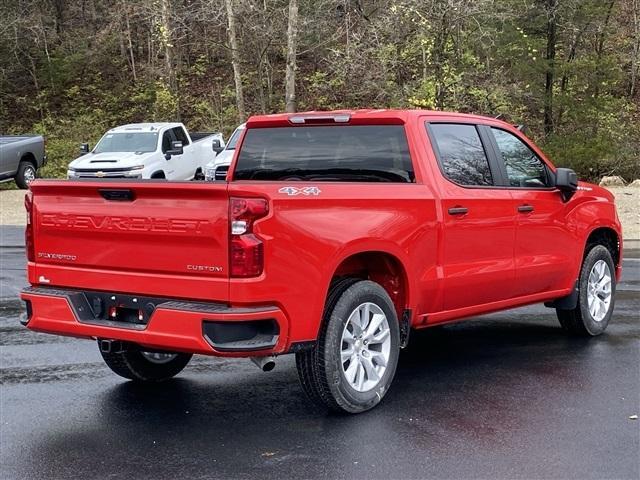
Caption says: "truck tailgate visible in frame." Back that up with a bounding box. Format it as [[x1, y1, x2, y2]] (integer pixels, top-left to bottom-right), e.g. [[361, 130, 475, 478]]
[[29, 181, 229, 302]]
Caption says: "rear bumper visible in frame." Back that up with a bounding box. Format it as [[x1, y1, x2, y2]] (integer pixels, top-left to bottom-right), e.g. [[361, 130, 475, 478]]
[[20, 286, 290, 357]]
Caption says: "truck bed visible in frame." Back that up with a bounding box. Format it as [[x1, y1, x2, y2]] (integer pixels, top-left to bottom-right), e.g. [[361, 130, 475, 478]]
[[190, 132, 222, 142], [0, 135, 39, 145]]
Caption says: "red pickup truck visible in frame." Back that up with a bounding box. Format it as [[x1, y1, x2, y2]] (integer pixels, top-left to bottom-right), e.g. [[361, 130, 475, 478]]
[[21, 110, 622, 413]]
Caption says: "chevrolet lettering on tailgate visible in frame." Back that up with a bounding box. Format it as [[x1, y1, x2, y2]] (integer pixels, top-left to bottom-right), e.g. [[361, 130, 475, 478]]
[[40, 213, 211, 234]]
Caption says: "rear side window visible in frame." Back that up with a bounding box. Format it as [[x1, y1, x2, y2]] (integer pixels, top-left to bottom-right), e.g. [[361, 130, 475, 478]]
[[172, 127, 190, 145], [234, 126, 414, 182], [428, 123, 493, 186], [491, 128, 549, 188]]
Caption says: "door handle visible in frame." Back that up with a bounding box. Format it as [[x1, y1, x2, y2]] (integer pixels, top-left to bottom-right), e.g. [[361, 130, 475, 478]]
[[518, 204, 534, 213], [448, 206, 468, 216]]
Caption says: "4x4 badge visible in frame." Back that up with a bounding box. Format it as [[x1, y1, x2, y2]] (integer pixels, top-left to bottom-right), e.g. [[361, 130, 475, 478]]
[[278, 186, 321, 196]]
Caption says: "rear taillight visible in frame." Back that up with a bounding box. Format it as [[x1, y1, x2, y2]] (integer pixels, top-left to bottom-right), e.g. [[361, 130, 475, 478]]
[[24, 192, 34, 262], [229, 197, 268, 277]]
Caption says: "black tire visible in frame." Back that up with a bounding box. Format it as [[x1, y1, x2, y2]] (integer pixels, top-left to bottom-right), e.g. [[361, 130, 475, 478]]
[[556, 245, 616, 336], [99, 341, 192, 382], [15, 161, 36, 189], [296, 278, 400, 413], [193, 168, 204, 180]]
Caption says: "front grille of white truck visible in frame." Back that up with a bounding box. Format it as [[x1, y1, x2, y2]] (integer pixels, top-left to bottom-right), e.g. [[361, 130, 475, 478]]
[[214, 166, 229, 181]]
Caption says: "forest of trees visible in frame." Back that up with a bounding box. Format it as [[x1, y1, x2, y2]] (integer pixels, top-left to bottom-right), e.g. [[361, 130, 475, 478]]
[[1, 0, 638, 181]]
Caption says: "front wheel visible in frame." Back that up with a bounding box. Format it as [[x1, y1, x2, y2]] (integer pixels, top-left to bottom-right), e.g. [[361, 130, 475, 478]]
[[296, 279, 400, 413], [99, 341, 192, 382], [556, 245, 616, 336]]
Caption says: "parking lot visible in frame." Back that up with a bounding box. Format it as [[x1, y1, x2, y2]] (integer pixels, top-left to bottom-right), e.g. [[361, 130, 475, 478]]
[[0, 225, 638, 479]]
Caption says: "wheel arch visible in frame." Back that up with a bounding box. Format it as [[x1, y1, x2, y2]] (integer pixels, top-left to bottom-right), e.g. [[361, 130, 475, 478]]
[[150, 170, 166, 179], [584, 226, 620, 269], [327, 249, 412, 324], [20, 152, 37, 167]]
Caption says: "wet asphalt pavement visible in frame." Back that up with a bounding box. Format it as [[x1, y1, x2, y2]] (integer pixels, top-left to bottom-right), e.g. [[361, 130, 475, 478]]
[[1, 225, 638, 480]]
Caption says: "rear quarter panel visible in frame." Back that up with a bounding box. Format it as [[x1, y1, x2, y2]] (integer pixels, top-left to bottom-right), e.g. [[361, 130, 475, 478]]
[[227, 181, 439, 343], [0, 137, 44, 174]]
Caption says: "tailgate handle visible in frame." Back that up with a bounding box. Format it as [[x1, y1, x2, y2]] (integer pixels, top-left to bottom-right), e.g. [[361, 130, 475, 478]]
[[99, 189, 135, 202]]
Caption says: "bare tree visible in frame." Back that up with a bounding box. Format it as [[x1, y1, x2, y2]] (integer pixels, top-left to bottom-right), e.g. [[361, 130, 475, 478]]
[[224, 0, 245, 122], [160, 0, 177, 93], [632, 0, 640, 97], [123, 0, 137, 82], [543, 0, 558, 137], [284, 0, 299, 113]]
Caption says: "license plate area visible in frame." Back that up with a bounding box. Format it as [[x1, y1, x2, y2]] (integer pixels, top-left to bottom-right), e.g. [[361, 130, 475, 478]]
[[67, 291, 166, 328]]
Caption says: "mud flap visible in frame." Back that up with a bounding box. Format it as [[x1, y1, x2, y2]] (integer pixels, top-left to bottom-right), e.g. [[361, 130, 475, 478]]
[[544, 280, 579, 310], [400, 309, 411, 348]]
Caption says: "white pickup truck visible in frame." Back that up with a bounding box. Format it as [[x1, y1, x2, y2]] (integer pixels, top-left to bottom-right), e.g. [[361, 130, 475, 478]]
[[67, 123, 224, 180], [204, 123, 245, 181]]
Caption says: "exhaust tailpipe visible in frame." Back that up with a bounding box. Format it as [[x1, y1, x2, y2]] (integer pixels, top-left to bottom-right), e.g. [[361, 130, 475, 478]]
[[250, 356, 276, 372], [98, 339, 126, 354]]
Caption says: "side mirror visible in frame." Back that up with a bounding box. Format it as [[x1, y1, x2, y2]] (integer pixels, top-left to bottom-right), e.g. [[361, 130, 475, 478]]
[[555, 168, 578, 202], [165, 141, 183, 160], [80, 143, 90, 155], [212, 139, 224, 154]]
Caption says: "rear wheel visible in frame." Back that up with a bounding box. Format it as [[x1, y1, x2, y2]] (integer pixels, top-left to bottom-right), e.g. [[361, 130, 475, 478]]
[[296, 279, 400, 413], [99, 341, 192, 382], [556, 245, 616, 336], [15, 161, 36, 189]]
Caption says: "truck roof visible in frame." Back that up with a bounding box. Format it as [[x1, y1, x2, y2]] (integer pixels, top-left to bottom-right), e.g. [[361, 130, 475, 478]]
[[246, 109, 516, 130], [107, 123, 184, 133]]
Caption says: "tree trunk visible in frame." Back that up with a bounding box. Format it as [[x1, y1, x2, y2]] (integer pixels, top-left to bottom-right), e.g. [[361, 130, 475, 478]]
[[284, 0, 299, 113], [632, 0, 639, 97], [160, 0, 176, 93], [52, 0, 65, 36], [123, 1, 137, 82], [433, 11, 449, 110], [557, 24, 588, 127], [543, 0, 558, 138], [593, 1, 615, 100], [224, 0, 246, 122]]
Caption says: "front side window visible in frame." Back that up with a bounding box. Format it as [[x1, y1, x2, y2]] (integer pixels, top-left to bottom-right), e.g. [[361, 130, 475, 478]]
[[226, 127, 243, 150], [161, 131, 173, 153], [234, 125, 414, 182], [93, 132, 159, 154], [491, 128, 549, 188], [428, 123, 493, 186]]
